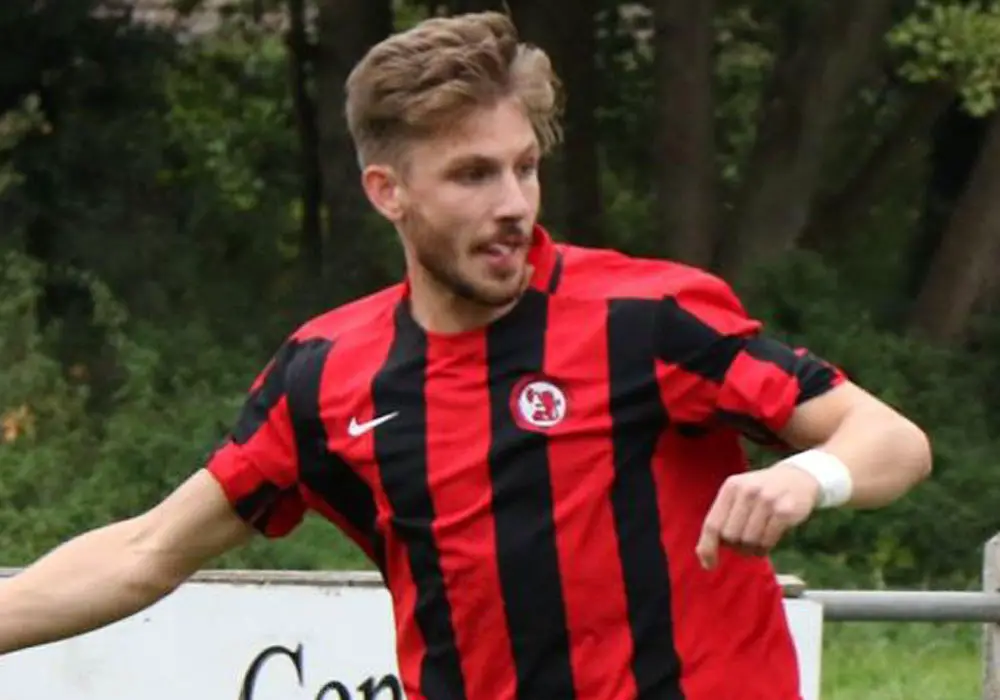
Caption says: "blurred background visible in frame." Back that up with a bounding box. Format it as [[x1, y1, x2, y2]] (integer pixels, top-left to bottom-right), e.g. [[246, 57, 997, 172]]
[[1, 1, 998, 694]]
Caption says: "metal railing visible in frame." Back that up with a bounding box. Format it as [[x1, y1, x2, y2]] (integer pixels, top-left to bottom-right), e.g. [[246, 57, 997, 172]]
[[778, 534, 1000, 699]]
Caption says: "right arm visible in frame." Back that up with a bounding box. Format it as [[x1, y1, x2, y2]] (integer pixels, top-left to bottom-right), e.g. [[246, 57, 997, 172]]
[[0, 337, 312, 655], [0, 471, 253, 654]]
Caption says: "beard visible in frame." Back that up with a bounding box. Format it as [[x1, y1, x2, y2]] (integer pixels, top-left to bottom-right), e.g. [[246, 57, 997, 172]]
[[402, 207, 530, 308]]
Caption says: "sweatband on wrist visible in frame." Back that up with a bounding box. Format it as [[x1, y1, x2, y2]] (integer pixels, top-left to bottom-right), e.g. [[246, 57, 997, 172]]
[[785, 448, 853, 508]]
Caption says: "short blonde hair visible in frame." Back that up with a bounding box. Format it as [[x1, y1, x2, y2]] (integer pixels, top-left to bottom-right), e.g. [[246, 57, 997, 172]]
[[345, 11, 563, 167]]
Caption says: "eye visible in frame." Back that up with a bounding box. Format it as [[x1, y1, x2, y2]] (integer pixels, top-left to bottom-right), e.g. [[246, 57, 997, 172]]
[[454, 164, 494, 185], [516, 160, 539, 178]]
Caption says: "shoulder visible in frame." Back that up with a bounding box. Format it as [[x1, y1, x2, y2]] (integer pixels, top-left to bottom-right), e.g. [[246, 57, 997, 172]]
[[553, 243, 758, 335], [260, 283, 405, 388]]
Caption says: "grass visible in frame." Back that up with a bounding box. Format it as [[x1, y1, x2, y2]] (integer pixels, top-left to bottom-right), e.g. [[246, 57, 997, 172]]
[[821, 621, 981, 699]]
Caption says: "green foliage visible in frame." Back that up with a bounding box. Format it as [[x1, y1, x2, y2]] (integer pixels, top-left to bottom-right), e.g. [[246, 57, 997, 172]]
[[889, 0, 1000, 115], [164, 25, 297, 217], [0, 251, 254, 562], [2, 0, 1000, 593]]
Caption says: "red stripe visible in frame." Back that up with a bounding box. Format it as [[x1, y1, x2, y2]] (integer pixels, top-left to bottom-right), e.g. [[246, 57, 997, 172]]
[[649, 430, 800, 697], [543, 299, 635, 699], [386, 541, 429, 700], [424, 335, 516, 699], [717, 351, 800, 432], [654, 365, 718, 424]]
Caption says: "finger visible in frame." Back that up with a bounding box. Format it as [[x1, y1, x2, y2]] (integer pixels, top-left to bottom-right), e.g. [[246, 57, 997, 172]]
[[696, 528, 719, 570], [720, 485, 758, 546], [697, 483, 736, 570], [760, 498, 796, 549], [736, 495, 773, 550]]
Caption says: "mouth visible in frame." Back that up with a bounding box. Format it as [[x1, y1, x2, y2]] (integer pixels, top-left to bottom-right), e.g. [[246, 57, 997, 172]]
[[475, 233, 528, 263], [481, 241, 522, 261]]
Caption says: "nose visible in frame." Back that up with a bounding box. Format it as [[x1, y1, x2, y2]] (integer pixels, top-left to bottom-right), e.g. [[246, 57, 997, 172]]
[[494, 169, 532, 222]]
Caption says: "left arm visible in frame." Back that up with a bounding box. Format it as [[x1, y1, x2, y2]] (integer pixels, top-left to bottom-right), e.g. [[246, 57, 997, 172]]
[[777, 379, 931, 510], [651, 273, 932, 568]]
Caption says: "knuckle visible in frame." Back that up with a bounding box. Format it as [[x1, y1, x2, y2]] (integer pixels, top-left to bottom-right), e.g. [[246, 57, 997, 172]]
[[720, 476, 740, 495], [773, 502, 799, 521], [727, 475, 755, 493], [757, 489, 780, 508], [720, 524, 740, 541]]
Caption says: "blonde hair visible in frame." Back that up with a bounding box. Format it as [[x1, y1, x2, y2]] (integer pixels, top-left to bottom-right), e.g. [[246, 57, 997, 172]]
[[345, 11, 563, 167]]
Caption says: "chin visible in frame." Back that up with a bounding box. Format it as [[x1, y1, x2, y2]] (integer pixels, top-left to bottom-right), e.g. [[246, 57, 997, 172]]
[[467, 286, 521, 308], [460, 277, 525, 307]]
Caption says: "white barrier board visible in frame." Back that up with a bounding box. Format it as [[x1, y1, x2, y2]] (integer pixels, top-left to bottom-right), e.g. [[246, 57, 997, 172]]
[[0, 573, 822, 700]]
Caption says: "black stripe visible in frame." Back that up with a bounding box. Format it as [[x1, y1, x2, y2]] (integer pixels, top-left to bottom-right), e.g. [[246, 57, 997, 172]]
[[796, 357, 838, 402], [744, 337, 838, 403], [485, 291, 575, 699], [286, 338, 385, 573], [227, 339, 307, 534], [714, 408, 784, 447], [233, 482, 291, 529], [607, 298, 684, 700], [654, 296, 743, 382], [373, 305, 465, 700], [232, 340, 300, 445], [547, 250, 564, 294], [743, 336, 797, 373]]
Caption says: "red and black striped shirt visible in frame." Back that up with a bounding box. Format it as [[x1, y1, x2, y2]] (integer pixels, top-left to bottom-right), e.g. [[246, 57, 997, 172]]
[[206, 225, 843, 700]]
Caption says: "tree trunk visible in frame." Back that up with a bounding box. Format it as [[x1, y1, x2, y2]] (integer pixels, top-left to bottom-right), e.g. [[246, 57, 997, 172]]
[[801, 84, 954, 253], [509, 0, 604, 246], [313, 0, 393, 296], [651, 0, 716, 267], [286, 0, 323, 280], [715, 0, 895, 280], [909, 111, 1000, 343]]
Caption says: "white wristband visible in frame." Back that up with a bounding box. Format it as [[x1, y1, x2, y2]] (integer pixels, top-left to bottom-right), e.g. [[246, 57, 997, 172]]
[[785, 449, 853, 509]]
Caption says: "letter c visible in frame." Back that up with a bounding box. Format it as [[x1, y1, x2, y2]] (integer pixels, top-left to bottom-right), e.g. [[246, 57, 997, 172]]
[[240, 643, 305, 700]]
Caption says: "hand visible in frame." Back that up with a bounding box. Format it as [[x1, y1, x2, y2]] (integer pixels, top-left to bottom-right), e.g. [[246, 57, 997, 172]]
[[695, 463, 822, 570]]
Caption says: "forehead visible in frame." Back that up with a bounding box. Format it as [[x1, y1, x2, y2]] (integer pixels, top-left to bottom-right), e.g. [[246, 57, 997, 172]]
[[410, 99, 539, 168]]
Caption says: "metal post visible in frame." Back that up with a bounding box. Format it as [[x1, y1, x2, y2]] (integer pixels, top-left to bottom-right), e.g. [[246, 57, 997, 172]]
[[984, 534, 1000, 700]]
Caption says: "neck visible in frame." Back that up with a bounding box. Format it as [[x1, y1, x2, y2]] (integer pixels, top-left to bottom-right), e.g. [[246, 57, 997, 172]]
[[406, 265, 518, 335]]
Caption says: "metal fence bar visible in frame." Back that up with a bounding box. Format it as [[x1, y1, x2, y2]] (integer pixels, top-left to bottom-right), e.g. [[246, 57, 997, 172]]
[[801, 589, 1000, 622]]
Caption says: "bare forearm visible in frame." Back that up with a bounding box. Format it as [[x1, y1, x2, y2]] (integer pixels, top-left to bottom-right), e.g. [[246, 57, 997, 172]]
[[817, 406, 932, 508], [0, 520, 178, 655]]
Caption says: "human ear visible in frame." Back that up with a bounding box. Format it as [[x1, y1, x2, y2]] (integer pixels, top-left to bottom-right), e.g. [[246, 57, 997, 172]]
[[361, 164, 405, 223]]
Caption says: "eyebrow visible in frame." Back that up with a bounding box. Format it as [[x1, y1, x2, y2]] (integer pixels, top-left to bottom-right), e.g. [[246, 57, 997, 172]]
[[446, 143, 540, 169]]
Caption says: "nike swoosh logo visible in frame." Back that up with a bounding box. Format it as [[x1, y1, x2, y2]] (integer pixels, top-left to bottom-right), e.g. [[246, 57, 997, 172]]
[[348, 412, 399, 437]]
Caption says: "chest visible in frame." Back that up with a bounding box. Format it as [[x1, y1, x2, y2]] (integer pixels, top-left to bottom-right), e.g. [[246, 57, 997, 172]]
[[322, 298, 668, 524]]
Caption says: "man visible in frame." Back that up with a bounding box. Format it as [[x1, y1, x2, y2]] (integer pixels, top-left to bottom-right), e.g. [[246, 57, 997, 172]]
[[0, 11, 931, 700]]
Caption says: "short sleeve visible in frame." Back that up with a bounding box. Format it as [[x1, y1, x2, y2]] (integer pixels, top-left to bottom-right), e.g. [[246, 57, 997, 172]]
[[652, 273, 845, 445], [204, 340, 307, 538]]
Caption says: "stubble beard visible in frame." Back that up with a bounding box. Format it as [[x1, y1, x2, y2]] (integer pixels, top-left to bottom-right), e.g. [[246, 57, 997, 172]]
[[406, 211, 528, 309]]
